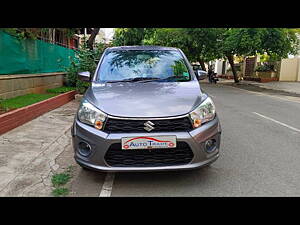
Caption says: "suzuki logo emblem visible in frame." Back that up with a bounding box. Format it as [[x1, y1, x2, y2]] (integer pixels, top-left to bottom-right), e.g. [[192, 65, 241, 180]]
[[144, 121, 155, 132]]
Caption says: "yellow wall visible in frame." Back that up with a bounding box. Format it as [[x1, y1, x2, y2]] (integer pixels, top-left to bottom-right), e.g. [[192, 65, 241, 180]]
[[298, 61, 300, 81], [279, 58, 300, 81]]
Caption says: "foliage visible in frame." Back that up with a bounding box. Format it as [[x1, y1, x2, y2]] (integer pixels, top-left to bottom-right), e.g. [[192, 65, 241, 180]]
[[184, 28, 223, 62], [216, 28, 300, 82], [0, 28, 35, 39], [99, 28, 300, 83], [258, 53, 270, 63], [46, 86, 76, 94], [0, 28, 79, 40], [66, 41, 108, 93], [112, 28, 156, 46], [52, 188, 69, 197], [220, 28, 262, 56], [234, 56, 245, 63], [260, 28, 299, 58], [255, 64, 274, 72], [0, 93, 57, 112], [51, 166, 74, 197], [219, 28, 299, 59], [51, 173, 71, 187], [142, 28, 222, 70], [112, 28, 299, 62], [144, 28, 187, 48], [63, 28, 79, 38]]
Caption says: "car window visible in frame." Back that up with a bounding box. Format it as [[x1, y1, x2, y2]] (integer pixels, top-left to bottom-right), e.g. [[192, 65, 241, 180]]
[[97, 50, 191, 82]]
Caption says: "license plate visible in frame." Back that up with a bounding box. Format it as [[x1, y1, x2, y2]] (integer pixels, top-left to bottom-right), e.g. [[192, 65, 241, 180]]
[[121, 136, 177, 150]]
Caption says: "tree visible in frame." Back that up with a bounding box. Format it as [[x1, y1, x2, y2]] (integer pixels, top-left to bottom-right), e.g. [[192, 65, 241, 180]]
[[219, 28, 300, 83], [66, 41, 109, 93], [185, 28, 223, 71], [143, 28, 196, 68], [112, 28, 151, 46], [110, 28, 300, 83], [144, 28, 188, 48], [86, 28, 100, 50], [1, 28, 80, 47], [143, 28, 221, 71]]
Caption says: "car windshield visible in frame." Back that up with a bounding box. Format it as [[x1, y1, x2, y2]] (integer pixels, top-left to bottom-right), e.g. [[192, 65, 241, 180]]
[[97, 50, 191, 82]]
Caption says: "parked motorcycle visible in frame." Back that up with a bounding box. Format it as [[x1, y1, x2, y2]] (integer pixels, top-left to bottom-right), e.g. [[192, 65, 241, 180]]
[[210, 72, 219, 84], [207, 66, 218, 84]]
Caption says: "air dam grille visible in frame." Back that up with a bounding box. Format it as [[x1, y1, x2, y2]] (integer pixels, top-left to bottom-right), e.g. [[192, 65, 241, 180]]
[[103, 117, 193, 133], [104, 142, 194, 167]]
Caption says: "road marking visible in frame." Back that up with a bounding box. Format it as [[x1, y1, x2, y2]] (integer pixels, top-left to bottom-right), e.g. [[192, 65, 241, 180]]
[[253, 112, 300, 133], [99, 172, 115, 197], [227, 85, 300, 104]]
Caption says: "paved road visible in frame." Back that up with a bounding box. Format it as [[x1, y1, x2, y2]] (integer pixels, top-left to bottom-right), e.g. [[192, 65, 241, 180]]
[[105, 83, 300, 196]]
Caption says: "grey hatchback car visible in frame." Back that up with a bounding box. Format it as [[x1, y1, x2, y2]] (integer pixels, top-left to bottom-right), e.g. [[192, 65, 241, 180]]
[[71, 46, 221, 172]]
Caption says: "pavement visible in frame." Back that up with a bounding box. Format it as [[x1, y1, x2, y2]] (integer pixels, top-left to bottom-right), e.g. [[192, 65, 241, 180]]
[[242, 80, 300, 95], [0, 100, 78, 196], [1, 81, 300, 196], [214, 78, 300, 95]]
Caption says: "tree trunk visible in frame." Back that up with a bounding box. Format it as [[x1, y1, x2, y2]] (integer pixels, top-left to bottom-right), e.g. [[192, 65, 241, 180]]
[[87, 28, 100, 50], [227, 54, 239, 83], [198, 58, 206, 71]]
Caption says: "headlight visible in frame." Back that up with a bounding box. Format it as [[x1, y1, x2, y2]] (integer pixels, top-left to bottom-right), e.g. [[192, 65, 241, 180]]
[[189, 97, 216, 128], [77, 99, 107, 130]]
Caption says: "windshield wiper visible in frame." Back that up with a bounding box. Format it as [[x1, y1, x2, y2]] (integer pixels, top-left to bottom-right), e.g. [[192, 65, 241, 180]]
[[106, 77, 161, 83], [157, 76, 189, 81]]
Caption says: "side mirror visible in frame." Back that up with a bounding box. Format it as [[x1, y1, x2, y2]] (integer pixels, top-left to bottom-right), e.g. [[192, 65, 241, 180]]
[[195, 70, 207, 80], [78, 71, 90, 82]]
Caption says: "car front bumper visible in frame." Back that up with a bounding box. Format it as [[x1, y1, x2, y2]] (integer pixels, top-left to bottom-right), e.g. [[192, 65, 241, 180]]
[[71, 116, 222, 172]]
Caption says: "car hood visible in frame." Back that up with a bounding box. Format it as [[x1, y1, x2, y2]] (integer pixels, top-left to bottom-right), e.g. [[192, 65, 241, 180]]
[[85, 81, 204, 118]]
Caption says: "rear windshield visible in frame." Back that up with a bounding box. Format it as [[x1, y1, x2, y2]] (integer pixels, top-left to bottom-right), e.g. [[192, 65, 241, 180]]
[[96, 50, 191, 82]]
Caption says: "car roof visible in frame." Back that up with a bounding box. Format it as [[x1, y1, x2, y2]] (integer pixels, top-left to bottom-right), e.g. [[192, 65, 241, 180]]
[[105, 45, 179, 52]]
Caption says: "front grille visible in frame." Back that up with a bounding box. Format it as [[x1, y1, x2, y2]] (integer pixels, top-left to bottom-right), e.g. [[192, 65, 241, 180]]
[[104, 142, 194, 167], [103, 117, 193, 133]]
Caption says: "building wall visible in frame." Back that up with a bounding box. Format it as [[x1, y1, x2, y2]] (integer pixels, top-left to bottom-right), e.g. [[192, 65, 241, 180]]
[[0, 72, 65, 100], [214, 60, 222, 74], [298, 63, 300, 81], [279, 58, 300, 81], [214, 59, 228, 75]]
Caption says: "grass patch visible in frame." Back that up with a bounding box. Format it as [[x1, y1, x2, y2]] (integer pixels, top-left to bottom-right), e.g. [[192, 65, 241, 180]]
[[51, 165, 74, 197], [51, 173, 71, 187], [46, 86, 76, 94], [0, 93, 57, 112], [0, 86, 76, 113], [52, 188, 69, 197]]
